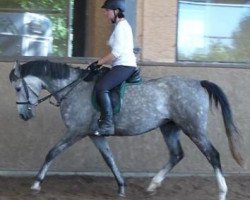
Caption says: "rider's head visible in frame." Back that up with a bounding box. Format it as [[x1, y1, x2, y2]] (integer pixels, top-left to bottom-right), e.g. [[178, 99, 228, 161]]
[[101, 0, 125, 23]]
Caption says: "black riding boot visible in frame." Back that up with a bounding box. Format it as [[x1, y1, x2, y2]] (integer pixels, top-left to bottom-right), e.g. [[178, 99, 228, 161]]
[[94, 91, 114, 136]]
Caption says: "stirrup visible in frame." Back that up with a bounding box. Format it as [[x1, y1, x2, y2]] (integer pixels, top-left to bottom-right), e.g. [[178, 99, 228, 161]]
[[93, 130, 102, 136], [93, 130, 114, 137], [93, 121, 115, 136]]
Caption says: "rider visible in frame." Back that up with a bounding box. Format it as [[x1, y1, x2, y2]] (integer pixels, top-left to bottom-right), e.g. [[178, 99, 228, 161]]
[[89, 0, 137, 136]]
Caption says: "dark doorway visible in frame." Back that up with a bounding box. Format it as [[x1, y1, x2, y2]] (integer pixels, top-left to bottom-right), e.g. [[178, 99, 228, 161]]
[[72, 0, 87, 57]]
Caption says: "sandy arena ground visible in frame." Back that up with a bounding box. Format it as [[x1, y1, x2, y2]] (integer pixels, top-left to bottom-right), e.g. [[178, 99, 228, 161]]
[[0, 175, 249, 200]]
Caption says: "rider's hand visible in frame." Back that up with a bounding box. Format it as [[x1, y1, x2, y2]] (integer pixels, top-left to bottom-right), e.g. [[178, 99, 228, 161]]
[[88, 61, 102, 71]]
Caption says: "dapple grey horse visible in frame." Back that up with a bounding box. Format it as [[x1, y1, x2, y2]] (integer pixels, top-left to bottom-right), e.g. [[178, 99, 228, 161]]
[[9, 60, 244, 200]]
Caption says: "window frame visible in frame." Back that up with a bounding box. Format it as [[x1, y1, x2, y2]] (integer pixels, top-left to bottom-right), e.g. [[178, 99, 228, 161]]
[[176, 0, 250, 63]]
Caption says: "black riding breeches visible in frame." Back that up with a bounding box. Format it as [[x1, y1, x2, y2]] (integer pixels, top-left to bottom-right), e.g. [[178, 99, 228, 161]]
[[94, 65, 136, 93]]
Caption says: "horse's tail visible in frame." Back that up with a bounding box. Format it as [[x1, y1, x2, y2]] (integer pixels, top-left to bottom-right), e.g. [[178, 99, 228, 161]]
[[200, 80, 245, 167]]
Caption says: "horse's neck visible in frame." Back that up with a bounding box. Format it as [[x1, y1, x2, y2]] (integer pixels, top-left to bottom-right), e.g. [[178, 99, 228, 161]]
[[44, 69, 84, 98]]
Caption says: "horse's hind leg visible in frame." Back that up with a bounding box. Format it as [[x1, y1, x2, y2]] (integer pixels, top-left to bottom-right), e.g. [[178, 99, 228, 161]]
[[31, 132, 85, 192], [147, 122, 184, 193], [184, 130, 227, 200], [90, 136, 125, 197]]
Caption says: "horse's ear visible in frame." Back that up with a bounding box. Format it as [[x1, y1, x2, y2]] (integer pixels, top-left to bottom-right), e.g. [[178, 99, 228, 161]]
[[13, 60, 21, 78]]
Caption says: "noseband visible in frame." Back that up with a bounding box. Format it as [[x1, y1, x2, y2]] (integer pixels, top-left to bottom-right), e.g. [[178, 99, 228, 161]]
[[16, 79, 39, 108]]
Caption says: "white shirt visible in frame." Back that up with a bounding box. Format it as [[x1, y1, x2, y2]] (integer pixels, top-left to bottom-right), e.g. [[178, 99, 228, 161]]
[[108, 20, 137, 67]]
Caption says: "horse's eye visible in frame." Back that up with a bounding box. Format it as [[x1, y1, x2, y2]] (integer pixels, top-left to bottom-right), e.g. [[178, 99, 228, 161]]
[[15, 87, 21, 92]]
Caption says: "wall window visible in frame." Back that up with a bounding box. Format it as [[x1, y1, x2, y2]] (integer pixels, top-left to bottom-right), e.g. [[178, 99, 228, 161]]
[[177, 0, 250, 63], [0, 0, 71, 57], [0, 0, 137, 58]]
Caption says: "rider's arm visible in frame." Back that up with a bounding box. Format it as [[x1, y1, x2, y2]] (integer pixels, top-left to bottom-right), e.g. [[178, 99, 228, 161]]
[[97, 52, 115, 65]]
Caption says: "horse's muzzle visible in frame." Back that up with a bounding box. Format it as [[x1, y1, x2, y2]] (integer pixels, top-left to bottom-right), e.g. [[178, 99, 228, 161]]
[[19, 114, 29, 121]]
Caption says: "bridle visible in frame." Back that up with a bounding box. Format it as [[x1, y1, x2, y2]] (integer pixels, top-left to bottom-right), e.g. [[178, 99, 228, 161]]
[[16, 71, 91, 108], [16, 79, 40, 108]]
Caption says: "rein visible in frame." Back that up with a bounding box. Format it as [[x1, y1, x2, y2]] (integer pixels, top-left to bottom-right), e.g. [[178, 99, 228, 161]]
[[16, 70, 91, 107], [38, 76, 85, 106]]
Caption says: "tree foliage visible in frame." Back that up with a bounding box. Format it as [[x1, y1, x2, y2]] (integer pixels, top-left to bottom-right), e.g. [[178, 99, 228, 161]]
[[0, 0, 70, 56], [230, 15, 250, 62], [180, 15, 250, 63]]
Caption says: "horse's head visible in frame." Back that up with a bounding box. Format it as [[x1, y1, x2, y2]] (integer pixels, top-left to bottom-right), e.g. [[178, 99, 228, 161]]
[[9, 61, 44, 121]]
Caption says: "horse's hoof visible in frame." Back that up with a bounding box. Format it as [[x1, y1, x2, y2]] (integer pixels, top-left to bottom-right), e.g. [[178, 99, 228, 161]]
[[118, 186, 126, 197], [146, 189, 157, 196], [219, 192, 227, 200], [146, 182, 160, 195], [30, 182, 41, 194], [118, 192, 126, 198]]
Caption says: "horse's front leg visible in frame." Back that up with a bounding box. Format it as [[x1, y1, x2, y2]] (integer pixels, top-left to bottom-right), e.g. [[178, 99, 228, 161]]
[[31, 132, 85, 192], [90, 136, 126, 197]]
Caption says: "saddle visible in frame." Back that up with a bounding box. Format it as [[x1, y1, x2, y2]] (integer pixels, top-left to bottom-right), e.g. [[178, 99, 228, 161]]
[[90, 67, 142, 114]]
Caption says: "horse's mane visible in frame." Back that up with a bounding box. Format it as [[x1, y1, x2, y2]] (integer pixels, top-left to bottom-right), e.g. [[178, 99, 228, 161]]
[[20, 60, 72, 79]]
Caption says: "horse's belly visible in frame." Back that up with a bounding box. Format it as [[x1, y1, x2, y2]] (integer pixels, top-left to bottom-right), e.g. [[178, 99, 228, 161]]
[[114, 109, 168, 136]]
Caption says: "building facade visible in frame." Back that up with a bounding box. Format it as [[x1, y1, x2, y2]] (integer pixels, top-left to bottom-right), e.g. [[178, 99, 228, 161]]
[[84, 0, 250, 63], [83, 0, 177, 62]]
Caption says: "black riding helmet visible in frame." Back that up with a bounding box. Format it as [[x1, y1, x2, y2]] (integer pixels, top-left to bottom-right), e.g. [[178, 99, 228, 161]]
[[101, 0, 126, 12]]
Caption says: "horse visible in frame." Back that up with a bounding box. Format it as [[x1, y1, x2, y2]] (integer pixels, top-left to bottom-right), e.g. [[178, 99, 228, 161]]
[[9, 60, 244, 200]]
